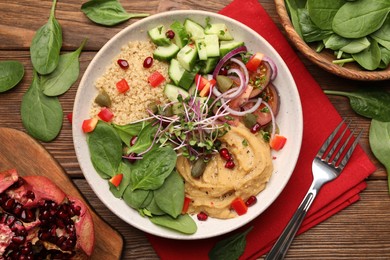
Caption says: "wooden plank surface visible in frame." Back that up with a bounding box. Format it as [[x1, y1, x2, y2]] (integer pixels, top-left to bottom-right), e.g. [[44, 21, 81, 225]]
[[1, 0, 389, 259]]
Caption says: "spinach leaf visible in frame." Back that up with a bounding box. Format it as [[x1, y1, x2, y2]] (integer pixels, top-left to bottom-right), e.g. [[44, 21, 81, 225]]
[[87, 121, 122, 178], [332, 0, 390, 38], [109, 161, 132, 198], [154, 171, 185, 218], [340, 37, 371, 54], [30, 0, 62, 75], [130, 146, 177, 191], [298, 8, 332, 43], [285, 0, 306, 39], [371, 16, 390, 50], [42, 39, 87, 96], [369, 120, 390, 192], [307, 0, 344, 30], [81, 0, 149, 26], [352, 38, 381, 70], [209, 226, 254, 260], [21, 71, 63, 142], [145, 197, 165, 216], [113, 121, 146, 145], [0, 61, 24, 93], [378, 46, 390, 69], [123, 185, 153, 209], [149, 214, 197, 235], [126, 122, 158, 154], [324, 89, 390, 122]]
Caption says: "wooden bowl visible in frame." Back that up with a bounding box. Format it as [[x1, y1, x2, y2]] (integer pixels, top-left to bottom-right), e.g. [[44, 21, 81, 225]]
[[274, 0, 390, 81]]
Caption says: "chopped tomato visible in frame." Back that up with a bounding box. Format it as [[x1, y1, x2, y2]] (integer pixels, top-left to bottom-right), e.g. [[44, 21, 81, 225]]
[[270, 134, 287, 151], [181, 196, 191, 214], [195, 74, 208, 91], [246, 52, 264, 72], [116, 78, 130, 93], [98, 107, 114, 122], [199, 79, 216, 97], [109, 173, 123, 187], [231, 197, 248, 216], [82, 118, 98, 133], [148, 71, 165, 87], [66, 112, 73, 123]]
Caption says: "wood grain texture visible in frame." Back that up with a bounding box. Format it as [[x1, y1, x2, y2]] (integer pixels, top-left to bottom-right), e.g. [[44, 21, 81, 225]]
[[0, 0, 389, 259]]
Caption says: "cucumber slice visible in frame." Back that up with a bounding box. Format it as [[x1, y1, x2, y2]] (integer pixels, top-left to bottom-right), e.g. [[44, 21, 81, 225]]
[[195, 38, 208, 61], [178, 70, 197, 90], [170, 21, 189, 48], [148, 25, 170, 46], [220, 41, 244, 57], [177, 43, 198, 71], [153, 43, 180, 61], [204, 34, 220, 57], [184, 19, 205, 41], [164, 83, 190, 102], [205, 23, 234, 41], [169, 59, 185, 85], [199, 57, 219, 74]]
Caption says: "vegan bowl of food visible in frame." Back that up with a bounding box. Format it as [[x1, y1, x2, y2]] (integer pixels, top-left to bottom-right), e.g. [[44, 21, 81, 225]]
[[73, 10, 303, 239], [274, 0, 390, 81]]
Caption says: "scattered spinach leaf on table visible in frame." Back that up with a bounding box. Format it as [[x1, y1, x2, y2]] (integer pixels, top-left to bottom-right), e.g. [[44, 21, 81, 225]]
[[209, 226, 254, 260], [0, 61, 24, 93], [42, 38, 88, 96], [150, 214, 197, 235], [21, 70, 63, 142], [81, 0, 149, 26], [30, 0, 62, 75]]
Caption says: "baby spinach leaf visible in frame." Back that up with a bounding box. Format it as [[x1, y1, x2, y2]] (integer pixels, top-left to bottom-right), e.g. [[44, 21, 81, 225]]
[[324, 89, 390, 122], [307, 0, 344, 30], [145, 197, 166, 216], [109, 161, 132, 198], [30, 0, 62, 75], [352, 38, 381, 70], [371, 16, 390, 50], [332, 0, 390, 38], [154, 171, 185, 218], [378, 46, 390, 69], [126, 122, 158, 153], [42, 39, 87, 96], [340, 37, 371, 54], [284, 0, 306, 39], [209, 226, 254, 260], [149, 214, 197, 234], [21, 71, 63, 142], [130, 146, 177, 191], [123, 185, 153, 209], [87, 121, 122, 178], [0, 61, 24, 93], [113, 121, 146, 145], [81, 0, 149, 26], [369, 120, 390, 192], [298, 8, 333, 43]]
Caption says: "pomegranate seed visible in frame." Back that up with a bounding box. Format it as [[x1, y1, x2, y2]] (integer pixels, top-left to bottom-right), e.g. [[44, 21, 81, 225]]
[[25, 190, 35, 200], [13, 203, 23, 216], [166, 30, 175, 39], [251, 123, 261, 133], [245, 196, 257, 207], [12, 235, 26, 245], [219, 148, 231, 161], [4, 198, 15, 210], [225, 160, 235, 169], [6, 214, 15, 226], [143, 56, 153, 68], [219, 67, 228, 76], [117, 59, 129, 70], [197, 212, 208, 221], [130, 136, 138, 146]]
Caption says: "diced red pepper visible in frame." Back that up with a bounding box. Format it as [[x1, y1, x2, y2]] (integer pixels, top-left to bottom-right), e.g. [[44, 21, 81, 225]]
[[199, 79, 216, 97], [148, 71, 165, 87], [66, 112, 73, 124], [231, 197, 248, 216], [195, 74, 208, 91], [109, 173, 123, 187], [181, 196, 191, 214], [270, 134, 287, 151], [98, 107, 114, 122], [245, 52, 264, 72], [82, 118, 98, 133], [116, 78, 130, 93]]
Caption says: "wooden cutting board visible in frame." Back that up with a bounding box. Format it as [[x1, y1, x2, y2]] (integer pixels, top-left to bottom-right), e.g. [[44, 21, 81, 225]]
[[0, 127, 123, 259]]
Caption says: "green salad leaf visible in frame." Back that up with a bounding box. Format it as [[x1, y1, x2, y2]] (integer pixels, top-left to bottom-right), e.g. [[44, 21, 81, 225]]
[[0, 61, 24, 93]]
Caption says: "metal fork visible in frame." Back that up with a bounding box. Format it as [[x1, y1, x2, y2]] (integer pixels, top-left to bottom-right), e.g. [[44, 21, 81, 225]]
[[265, 120, 363, 260]]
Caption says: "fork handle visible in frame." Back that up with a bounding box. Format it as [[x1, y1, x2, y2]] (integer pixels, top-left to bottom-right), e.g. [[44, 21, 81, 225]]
[[265, 191, 317, 260]]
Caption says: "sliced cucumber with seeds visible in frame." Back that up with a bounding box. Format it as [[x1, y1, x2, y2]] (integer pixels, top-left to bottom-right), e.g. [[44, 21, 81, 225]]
[[177, 43, 198, 71], [195, 38, 208, 61], [148, 25, 170, 46], [164, 83, 189, 102], [184, 19, 205, 41], [153, 43, 180, 61], [178, 69, 197, 90], [169, 58, 185, 85], [170, 21, 189, 48], [199, 57, 219, 74], [220, 40, 244, 57], [204, 34, 220, 57], [205, 23, 234, 41]]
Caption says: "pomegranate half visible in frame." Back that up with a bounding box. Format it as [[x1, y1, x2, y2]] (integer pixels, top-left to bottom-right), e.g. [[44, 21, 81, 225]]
[[0, 169, 94, 259]]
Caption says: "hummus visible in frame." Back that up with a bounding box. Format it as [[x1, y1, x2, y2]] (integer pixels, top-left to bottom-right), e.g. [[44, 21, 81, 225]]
[[176, 123, 273, 219]]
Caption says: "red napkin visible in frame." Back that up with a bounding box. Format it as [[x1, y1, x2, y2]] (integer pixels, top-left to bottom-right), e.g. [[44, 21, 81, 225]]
[[147, 0, 376, 259]]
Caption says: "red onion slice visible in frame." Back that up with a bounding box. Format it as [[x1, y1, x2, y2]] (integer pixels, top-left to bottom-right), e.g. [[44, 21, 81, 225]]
[[263, 56, 278, 81], [212, 46, 248, 79], [230, 58, 249, 86], [221, 97, 262, 116]]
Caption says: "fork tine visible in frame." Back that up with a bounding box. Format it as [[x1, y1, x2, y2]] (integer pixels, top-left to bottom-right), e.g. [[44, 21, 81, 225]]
[[337, 129, 363, 170], [331, 128, 355, 164], [324, 120, 351, 161], [317, 119, 345, 158]]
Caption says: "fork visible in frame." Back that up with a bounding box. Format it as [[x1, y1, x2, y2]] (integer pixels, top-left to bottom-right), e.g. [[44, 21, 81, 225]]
[[265, 120, 363, 260]]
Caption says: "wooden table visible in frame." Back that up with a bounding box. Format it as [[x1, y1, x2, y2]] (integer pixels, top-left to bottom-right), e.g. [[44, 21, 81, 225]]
[[1, 0, 389, 259]]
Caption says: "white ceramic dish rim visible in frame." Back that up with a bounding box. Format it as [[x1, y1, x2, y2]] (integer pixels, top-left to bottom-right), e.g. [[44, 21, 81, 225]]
[[73, 10, 303, 240]]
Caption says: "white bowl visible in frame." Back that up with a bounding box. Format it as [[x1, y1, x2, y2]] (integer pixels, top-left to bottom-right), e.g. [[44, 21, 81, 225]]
[[73, 10, 303, 240]]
